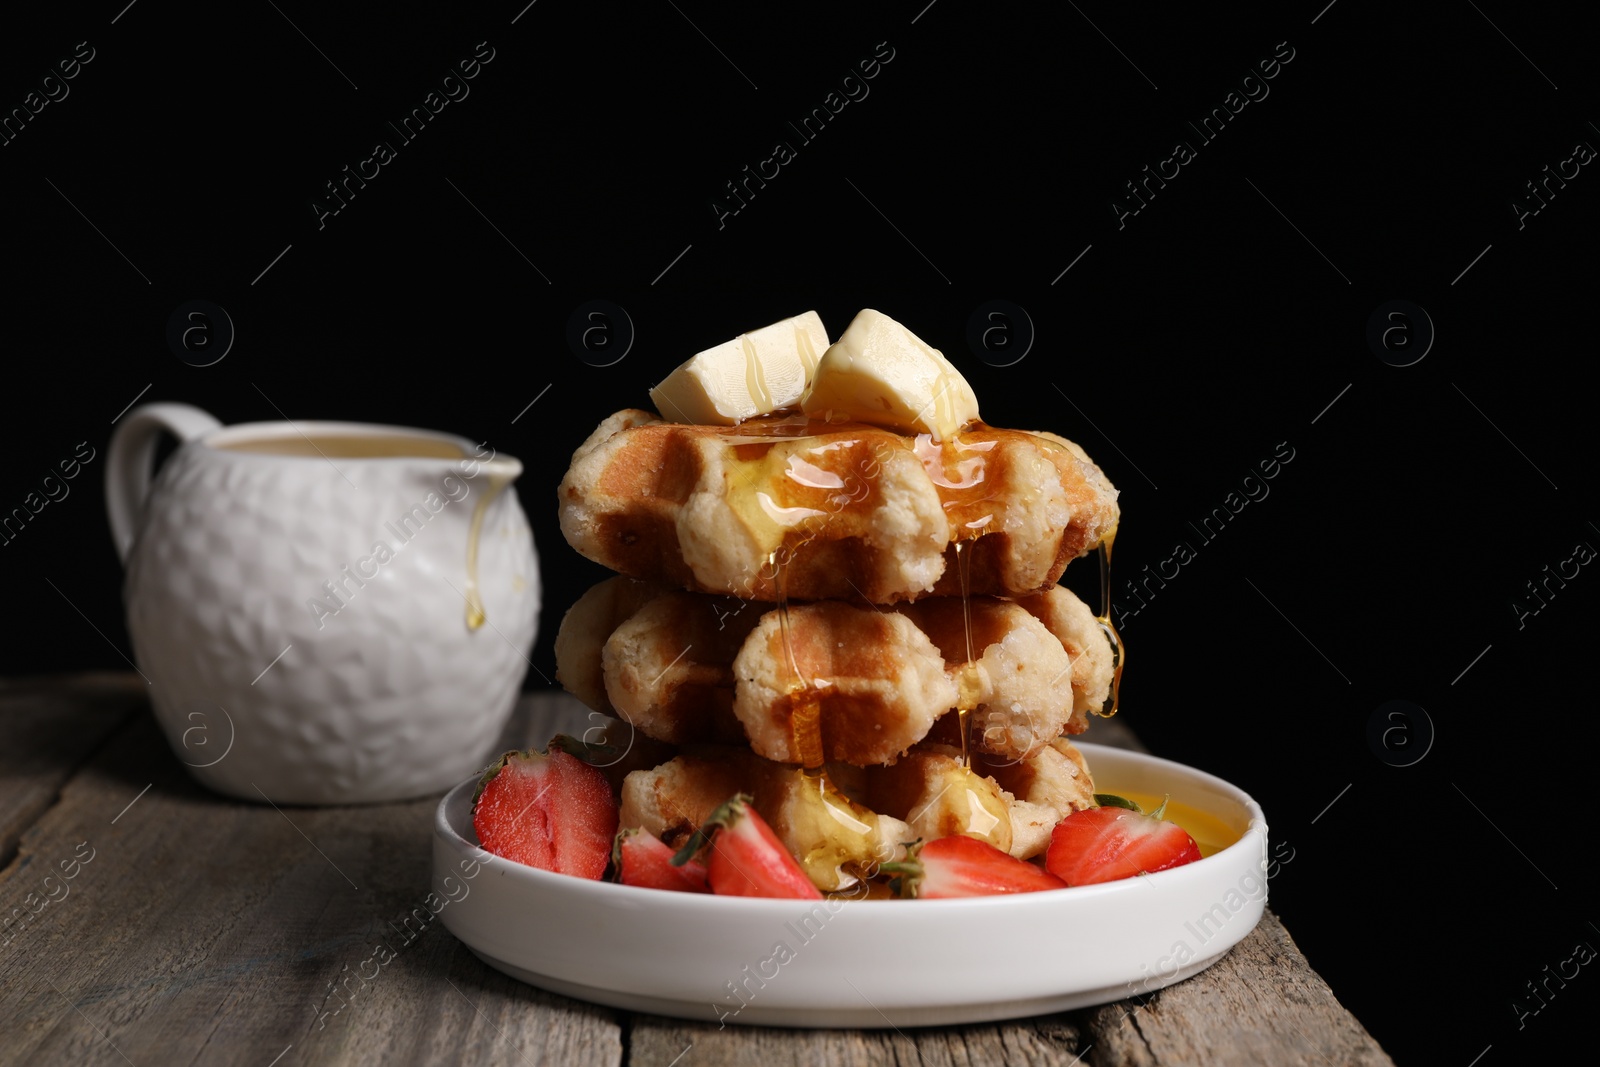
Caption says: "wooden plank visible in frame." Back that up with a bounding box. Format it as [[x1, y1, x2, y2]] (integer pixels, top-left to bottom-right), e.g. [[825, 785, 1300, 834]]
[[624, 911, 1393, 1067], [0, 673, 145, 870], [0, 697, 623, 1067], [628, 1016, 1090, 1067], [1079, 910, 1394, 1066]]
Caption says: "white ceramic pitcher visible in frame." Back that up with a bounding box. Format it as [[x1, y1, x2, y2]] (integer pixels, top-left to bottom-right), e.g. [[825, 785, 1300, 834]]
[[106, 403, 539, 804]]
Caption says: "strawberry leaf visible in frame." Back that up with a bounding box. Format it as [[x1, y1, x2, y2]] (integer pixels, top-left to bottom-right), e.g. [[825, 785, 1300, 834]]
[[610, 827, 637, 882], [670, 793, 753, 867], [670, 828, 712, 868], [876, 840, 924, 898], [471, 750, 520, 807], [547, 734, 620, 765], [1094, 793, 1143, 812]]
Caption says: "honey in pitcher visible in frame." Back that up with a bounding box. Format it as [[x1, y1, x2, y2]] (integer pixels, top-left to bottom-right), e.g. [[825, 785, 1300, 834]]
[[215, 434, 466, 459]]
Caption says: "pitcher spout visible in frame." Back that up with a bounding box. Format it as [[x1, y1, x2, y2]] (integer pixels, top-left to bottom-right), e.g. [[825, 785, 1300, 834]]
[[469, 455, 524, 483]]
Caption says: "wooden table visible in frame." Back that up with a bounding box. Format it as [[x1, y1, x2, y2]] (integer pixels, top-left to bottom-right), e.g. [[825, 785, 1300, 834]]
[[0, 674, 1393, 1066]]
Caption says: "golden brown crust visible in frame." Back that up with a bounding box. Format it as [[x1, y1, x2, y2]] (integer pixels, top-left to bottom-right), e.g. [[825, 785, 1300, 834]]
[[619, 748, 754, 847], [558, 410, 1119, 603], [557, 580, 1114, 765], [733, 602, 955, 766], [602, 589, 758, 745]]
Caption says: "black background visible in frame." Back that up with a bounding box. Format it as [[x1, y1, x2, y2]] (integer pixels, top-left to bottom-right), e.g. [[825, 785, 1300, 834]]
[[3, 2, 1596, 1062]]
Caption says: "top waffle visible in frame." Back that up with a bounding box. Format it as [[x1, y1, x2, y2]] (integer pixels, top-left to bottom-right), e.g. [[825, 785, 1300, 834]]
[[558, 409, 1119, 603]]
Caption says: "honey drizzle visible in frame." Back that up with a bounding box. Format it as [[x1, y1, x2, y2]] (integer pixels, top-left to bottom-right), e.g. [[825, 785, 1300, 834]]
[[1095, 531, 1124, 717], [772, 548, 826, 774], [770, 545, 870, 889], [463, 472, 512, 631], [953, 538, 981, 766], [801, 768, 881, 890]]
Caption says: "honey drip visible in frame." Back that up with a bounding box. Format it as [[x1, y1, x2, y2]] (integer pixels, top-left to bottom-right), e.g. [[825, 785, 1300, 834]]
[[953, 537, 980, 766], [1095, 532, 1124, 716], [768, 544, 876, 888], [768, 547, 883, 889], [723, 422, 865, 596], [771, 548, 826, 774], [789, 691, 826, 774], [912, 430, 997, 536], [464, 472, 512, 631], [798, 770, 881, 890]]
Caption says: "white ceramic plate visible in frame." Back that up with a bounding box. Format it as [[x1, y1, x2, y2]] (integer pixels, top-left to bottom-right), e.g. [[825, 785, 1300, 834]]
[[433, 743, 1269, 1028]]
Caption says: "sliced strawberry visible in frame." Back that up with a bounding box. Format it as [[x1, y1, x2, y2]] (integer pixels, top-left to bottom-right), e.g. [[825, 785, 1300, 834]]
[[472, 748, 618, 880], [882, 836, 1067, 898], [614, 827, 710, 893], [673, 794, 822, 899], [1045, 796, 1202, 886]]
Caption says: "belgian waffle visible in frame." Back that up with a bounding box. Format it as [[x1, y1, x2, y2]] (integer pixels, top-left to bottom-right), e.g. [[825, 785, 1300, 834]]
[[558, 409, 1119, 604], [618, 738, 1094, 864], [555, 577, 1111, 766]]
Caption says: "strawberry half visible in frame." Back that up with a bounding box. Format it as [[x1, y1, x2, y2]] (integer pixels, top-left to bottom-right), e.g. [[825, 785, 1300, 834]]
[[1044, 795, 1202, 886], [472, 748, 618, 880], [614, 828, 710, 893], [673, 794, 822, 899], [881, 836, 1067, 898]]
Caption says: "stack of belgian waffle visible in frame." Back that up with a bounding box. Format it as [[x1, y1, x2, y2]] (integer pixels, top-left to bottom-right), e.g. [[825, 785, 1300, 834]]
[[553, 310, 1121, 891]]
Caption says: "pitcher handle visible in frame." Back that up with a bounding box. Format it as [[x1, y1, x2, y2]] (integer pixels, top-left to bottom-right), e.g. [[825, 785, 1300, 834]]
[[106, 403, 222, 563]]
